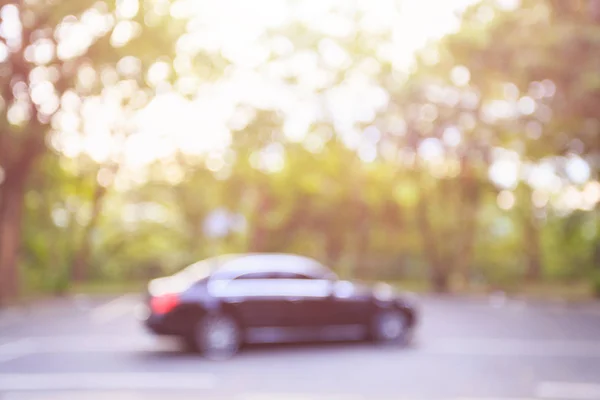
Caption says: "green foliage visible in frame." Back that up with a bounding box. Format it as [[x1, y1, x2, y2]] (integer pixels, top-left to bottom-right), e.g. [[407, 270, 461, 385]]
[[4, 0, 600, 299], [592, 272, 600, 299]]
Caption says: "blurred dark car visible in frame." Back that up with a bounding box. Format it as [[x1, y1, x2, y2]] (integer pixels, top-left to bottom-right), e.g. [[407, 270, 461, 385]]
[[143, 253, 418, 359]]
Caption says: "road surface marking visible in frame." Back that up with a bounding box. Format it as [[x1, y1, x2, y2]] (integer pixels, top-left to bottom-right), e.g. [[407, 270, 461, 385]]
[[424, 338, 600, 357], [1, 392, 157, 400], [536, 382, 600, 399], [90, 295, 139, 324], [457, 398, 536, 400], [238, 396, 535, 400], [0, 373, 216, 391], [0, 339, 36, 363], [0, 309, 25, 328], [0, 394, 541, 400], [0, 335, 164, 357], [0, 335, 163, 354], [238, 395, 365, 400], [0, 352, 26, 363]]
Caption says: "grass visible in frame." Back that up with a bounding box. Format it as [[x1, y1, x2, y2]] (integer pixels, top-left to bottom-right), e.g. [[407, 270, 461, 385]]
[[10, 278, 597, 306], [389, 279, 595, 302], [71, 279, 596, 302], [68, 281, 146, 295], [0, 281, 147, 309], [388, 280, 432, 293], [511, 281, 594, 302]]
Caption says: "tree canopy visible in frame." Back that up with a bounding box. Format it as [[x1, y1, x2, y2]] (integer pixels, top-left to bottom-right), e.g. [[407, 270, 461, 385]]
[[0, 0, 598, 302]]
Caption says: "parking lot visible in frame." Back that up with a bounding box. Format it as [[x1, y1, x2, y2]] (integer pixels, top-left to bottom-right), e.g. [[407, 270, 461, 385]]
[[1, 295, 600, 399]]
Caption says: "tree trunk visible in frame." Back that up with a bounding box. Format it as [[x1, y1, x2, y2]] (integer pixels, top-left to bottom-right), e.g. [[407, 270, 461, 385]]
[[279, 197, 308, 249], [249, 190, 272, 252], [0, 172, 27, 305], [0, 122, 46, 304], [524, 211, 542, 281], [325, 232, 343, 267], [455, 161, 481, 287], [431, 268, 450, 293], [416, 191, 449, 293], [354, 201, 370, 280], [71, 183, 108, 282], [520, 184, 543, 281]]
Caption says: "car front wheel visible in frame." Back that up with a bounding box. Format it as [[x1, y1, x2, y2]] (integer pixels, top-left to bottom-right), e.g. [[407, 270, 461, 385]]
[[193, 313, 241, 360], [371, 309, 408, 345]]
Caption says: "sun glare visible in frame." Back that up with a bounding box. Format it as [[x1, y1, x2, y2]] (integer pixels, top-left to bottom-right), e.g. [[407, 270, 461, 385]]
[[50, 0, 481, 172]]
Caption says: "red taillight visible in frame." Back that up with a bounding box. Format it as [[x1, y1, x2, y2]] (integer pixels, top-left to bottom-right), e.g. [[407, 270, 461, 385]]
[[150, 293, 180, 315]]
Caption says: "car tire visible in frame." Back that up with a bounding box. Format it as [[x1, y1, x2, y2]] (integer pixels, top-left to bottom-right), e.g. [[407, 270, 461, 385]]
[[192, 312, 241, 360], [371, 309, 409, 345]]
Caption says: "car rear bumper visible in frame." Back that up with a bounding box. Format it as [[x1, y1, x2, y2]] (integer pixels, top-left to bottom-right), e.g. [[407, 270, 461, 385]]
[[144, 314, 169, 335]]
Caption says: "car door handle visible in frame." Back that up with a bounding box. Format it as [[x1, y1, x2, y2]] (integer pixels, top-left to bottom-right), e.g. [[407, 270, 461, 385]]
[[287, 297, 303, 303]]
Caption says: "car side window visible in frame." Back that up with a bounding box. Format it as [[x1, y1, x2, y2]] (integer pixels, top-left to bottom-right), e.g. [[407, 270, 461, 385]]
[[275, 272, 314, 280], [233, 272, 278, 280]]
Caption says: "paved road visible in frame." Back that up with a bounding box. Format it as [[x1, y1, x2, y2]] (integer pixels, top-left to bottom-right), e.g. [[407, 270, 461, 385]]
[[1, 294, 600, 400]]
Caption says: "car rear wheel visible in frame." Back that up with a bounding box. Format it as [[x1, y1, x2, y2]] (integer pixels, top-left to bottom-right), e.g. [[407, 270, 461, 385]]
[[193, 313, 241, 360], [372, 309, 408, 344]]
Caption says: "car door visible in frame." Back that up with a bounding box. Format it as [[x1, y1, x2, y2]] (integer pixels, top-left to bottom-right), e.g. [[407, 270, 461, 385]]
[[328, 280, 372, 327], [211, 271, 289, 328], [274, 272, 332, 328]]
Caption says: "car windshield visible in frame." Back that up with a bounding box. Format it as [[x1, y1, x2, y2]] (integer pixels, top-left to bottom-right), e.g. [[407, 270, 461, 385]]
[[176, 255, 238, 281]]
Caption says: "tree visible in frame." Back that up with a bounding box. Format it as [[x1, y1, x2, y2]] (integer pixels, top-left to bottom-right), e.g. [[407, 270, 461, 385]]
[[0, 0, 211, 303], [431, 0, 600, 281]]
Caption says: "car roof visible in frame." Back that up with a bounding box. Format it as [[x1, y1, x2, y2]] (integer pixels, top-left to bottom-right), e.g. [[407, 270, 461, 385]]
[[208, 253, 331, 279]]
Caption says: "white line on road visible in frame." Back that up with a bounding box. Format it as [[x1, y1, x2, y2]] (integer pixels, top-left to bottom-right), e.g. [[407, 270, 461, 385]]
[[0, 309, 26, 329], [0, 373, 217, 391], [422, 338, 600, 357], [1, 392, 163, 400], [457, 398, 535, 400], [237, 395, 365, 400], [0, 335, 163, 354], [536, 382, 600, 400], [90, 295, 140, 325], [0, 395, 541, 400], [0, 352, 26, 364], [0, 339, 36, 363]]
